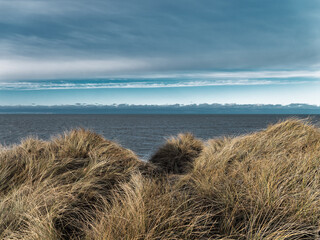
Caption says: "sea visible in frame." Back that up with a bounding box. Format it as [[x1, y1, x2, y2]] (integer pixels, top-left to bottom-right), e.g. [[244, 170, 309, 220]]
[[0, 114, 319, 160]]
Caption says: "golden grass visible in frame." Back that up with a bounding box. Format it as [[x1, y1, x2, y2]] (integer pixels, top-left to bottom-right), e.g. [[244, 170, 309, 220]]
[[149, 133, 203, 174], [1, 119, 320, 239], [0, 129, 154, 239]]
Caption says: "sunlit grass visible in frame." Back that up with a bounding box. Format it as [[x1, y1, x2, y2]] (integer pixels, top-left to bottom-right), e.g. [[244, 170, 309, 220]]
[[1, 119, 320, 239]]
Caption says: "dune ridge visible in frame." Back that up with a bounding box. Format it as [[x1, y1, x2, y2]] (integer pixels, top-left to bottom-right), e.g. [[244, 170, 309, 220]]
[[1, 119, 320, 239]]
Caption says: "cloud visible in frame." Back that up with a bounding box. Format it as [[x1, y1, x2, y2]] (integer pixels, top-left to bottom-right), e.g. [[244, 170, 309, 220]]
[[0, 0, 319, 76], [0, 79, 277, 90], [0, 0, 84, 18], [1, 55, 320, 82], [0, 58, 155, 80], [184, 71, 320, 79], [0, 66, 319, 90]]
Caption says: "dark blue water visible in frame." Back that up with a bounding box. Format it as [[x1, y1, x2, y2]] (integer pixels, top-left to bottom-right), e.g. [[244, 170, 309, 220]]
[[0, 114, 319, 159]]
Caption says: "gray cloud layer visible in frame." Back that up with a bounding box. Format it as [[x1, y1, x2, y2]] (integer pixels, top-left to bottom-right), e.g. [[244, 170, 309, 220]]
[[0, 0, 319, 80]]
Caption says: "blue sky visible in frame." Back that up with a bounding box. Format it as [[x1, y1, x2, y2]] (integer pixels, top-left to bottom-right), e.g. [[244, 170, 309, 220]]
[[0, 0, 319, 105]]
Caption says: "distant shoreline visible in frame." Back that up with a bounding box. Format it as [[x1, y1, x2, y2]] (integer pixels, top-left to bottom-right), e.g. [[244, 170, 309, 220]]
[[1, 103, 320, 114]]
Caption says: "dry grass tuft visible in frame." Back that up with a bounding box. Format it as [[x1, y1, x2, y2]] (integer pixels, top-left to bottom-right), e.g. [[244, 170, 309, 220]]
[[86, 173, 217, 240], [1, 119, 320, 239], [149, 133, 203, 174], [0, 129, 153, 239], [178, 119, 320, 239]]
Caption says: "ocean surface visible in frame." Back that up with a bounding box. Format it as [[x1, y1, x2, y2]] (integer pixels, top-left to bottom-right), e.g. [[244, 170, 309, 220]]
[[0, 114, 319, 160]]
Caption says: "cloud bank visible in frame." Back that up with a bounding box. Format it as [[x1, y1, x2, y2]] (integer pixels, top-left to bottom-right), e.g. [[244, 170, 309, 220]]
[[0, 0, 319, 80], [0, 57, 320, 83]]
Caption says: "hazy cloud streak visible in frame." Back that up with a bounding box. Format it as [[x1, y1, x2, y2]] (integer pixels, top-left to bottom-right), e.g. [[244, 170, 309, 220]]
[[1, 58, 320, 82], [0, 59, 155, 80]]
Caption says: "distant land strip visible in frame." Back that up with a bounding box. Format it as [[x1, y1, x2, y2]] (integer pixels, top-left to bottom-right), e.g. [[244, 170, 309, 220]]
[[0, 104, 320, 114]]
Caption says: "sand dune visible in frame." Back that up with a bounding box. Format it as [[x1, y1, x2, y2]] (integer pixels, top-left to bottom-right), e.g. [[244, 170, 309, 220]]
[[1, 119, 320, 239]]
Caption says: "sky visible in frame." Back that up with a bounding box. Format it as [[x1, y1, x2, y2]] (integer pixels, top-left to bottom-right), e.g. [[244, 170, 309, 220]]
[[0, 0, 319, 106]]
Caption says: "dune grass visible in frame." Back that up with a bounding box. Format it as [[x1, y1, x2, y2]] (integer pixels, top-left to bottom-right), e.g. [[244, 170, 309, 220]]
[[1, 119, 320, 239], [149, 133, 203, 174]]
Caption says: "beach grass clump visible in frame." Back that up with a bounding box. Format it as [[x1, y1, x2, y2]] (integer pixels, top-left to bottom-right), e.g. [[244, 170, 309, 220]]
[[0, 129, 154, 239], [85, 174, 216, 240], [149, 133, 203, 174], [1, 119, 320, 239], [178, 119, 320, 239]]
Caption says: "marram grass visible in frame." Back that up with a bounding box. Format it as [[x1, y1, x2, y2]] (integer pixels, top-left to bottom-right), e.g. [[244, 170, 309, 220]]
[[1, 119, 320, 239]]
